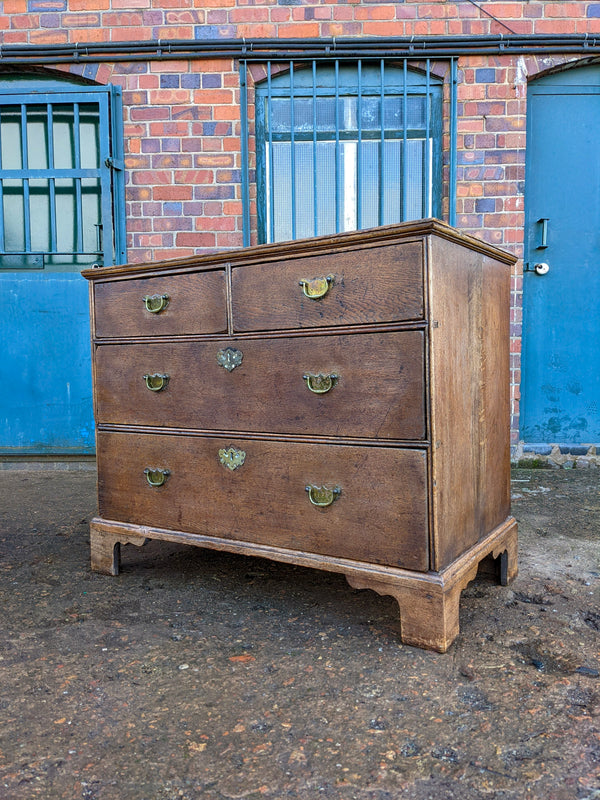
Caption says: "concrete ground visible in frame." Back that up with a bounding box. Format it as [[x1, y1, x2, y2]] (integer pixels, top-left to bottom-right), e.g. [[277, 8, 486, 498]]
[[0, 466, 598, 800]]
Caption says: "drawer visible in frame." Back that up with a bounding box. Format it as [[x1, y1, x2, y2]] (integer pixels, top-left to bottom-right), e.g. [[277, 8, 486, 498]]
[[97, 431, 429, 570], [93, 270, 227, 339], [95, 330, 426, 440], [231, 240, 424, 332]]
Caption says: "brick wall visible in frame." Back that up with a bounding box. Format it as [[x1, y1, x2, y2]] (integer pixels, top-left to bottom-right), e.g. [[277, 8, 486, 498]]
[[3, 0, 600, 444]]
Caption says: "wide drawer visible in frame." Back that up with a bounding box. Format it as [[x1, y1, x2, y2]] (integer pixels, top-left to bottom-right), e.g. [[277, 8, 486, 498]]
[[93, 270, 227, 339], [94, 330, 426, 440], [97, 431, 429, 570], [231, 240, 424, 332]]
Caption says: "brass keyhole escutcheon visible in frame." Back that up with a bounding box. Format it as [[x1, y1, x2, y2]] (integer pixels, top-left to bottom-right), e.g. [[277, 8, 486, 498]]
[[298, 274, 334, 299], [217, 347, 243, 372], [143, 294, 170, 314], [219, 447, 246, 471], [302, 373, 339, 394]]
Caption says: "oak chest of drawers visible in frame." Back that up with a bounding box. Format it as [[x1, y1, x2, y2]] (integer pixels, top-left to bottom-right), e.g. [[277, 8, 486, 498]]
[[83, 220, 518, 652]]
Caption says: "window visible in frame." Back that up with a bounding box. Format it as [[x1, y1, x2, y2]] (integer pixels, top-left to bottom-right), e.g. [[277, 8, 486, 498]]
[[0, 75, 125, 271], [253, 61, 443, 244]]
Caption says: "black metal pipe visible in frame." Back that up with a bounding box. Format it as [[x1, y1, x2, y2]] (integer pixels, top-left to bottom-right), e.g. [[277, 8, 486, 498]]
[[0, 34, 599, 64]]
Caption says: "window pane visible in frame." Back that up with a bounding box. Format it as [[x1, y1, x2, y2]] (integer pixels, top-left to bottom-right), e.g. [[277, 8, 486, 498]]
[[315, 142, 336, 236], [29, 178, 51, 251], [382, 140, 402, 226], [0, 108, 23, 170], [53, 106, 76, 169], [79, 105, 100, 169], [405, 139, 425, 220], [27, 106, 49, 170], [81, 178, 102, 253], [270, 142, 292, 241], [358, 141, 381, 229], [3, 179, 25, 250], [55, 178, 77, 251]]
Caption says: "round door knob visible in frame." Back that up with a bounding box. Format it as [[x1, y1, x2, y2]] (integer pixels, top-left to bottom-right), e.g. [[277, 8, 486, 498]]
[[534, 262, 550, 276]]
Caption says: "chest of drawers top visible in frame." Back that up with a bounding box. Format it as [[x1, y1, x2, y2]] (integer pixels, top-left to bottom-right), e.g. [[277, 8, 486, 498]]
[[84, 219, 512, 340]]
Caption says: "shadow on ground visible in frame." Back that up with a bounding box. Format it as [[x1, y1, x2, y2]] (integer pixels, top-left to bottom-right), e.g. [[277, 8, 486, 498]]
[[0, 467, 598, 799]]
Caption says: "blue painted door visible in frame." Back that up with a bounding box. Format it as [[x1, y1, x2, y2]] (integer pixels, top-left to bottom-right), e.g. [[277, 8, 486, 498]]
[[521, 65, 600, 444], [0, 77, 124, 455]]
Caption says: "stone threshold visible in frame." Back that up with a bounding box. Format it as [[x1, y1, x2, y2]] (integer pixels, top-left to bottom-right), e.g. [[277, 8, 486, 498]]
[[512, 443, 599, 469]]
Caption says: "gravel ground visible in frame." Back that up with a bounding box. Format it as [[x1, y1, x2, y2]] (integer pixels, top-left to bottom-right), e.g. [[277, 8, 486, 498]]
[[0, 467, 598, 800]]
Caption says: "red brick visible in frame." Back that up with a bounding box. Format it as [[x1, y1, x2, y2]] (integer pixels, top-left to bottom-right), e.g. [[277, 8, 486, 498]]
[[3, 0, 27, 11], [110, 26, 153, 40], [176, 232, 216, 248], [102, 11, 144, 25], [196, 216, 236, 231], [277, 22, 320, 37], [363, 20, 407, 35], [229, 6, 269, 22], [174, 169, 214, 184], [153, 186, 193, 201]]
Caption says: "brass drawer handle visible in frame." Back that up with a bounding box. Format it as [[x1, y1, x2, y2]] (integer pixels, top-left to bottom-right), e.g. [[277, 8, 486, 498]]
[[143, 293, 170, 313], [305, 484, 341, 507], [302, 372, 338, 394], [144, 468, 170, 487], [298, 274, 334, 299], [143, 373, 170, 392]]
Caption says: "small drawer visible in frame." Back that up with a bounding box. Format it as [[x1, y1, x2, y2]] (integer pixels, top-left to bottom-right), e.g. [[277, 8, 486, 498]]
[[94, 330, 426, 441], [96, 431, 429, 570], [231, 240, 424, 332], [93, 270, 227, 339]]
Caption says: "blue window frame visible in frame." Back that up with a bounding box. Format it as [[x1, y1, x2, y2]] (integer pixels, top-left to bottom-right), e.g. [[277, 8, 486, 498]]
[[249, 60, 443, 244], [0, 76, 125, 270]]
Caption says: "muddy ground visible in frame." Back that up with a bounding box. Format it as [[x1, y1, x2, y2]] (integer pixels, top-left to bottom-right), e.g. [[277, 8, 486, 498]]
[[0, 467, 598, 800]]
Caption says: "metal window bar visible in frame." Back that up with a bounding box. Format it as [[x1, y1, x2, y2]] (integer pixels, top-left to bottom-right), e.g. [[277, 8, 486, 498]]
[[334, 60, 341, 234], [449, 57, 458, 226], [379, 60, 385, 226], [20, 104, 31, 252], [0, 113, 4, 252], [357, 60, 363, 231], [267, 64, 274, 244], [402, 60, 409, 222], [425, 60, 431, 218], [47, 103, 57, 252], [244, 57, 454, 245], [312, 60, 318, 236]]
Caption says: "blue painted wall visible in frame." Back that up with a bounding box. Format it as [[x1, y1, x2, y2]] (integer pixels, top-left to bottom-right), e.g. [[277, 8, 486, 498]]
[[0, 272, 94, 454]]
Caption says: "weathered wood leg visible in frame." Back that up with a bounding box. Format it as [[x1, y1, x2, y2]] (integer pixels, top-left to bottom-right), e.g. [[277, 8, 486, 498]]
[[493, 520, 518, 586], [345, 517, 519, 652], [346, 574, 461, 652], [90, 521, 146, 575]]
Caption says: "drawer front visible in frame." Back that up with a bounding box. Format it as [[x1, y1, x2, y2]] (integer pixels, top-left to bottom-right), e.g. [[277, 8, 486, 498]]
[[97, 431, 429, 570], [94, 270, 227, 339], [231, 240, 424, 332], [95, 330, 426, 440]]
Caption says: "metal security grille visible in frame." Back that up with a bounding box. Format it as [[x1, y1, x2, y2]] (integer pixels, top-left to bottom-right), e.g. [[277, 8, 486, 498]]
[[0, 85, 124, 271], [241, 58, 455, 246]]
